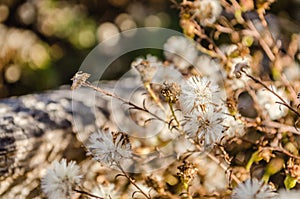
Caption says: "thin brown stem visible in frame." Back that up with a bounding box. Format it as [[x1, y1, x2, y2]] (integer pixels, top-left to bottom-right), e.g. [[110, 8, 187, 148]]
[[243, 72, 300, 117], [193, 20, 227, 62], [81, 81, 171, 126], [205, 152, 241, 185], [74, 189, 104, 199], [117, 164, 151, 199], [243, 118, 300, 135], [281, 74, 299, 103], [246, 20, 275, 61], [168, 102, 180, 127], [144, 82, 167, 113], [215, 24, 234, 34], [265, 146, 300, 160]]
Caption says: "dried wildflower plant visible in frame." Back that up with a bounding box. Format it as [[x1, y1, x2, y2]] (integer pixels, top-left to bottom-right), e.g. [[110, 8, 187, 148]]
[[41, 0, 300, 198]]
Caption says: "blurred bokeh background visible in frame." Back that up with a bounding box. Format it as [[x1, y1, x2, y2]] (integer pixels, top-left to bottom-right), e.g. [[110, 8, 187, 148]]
[[0, 0, 180, 98], [0, 0, 299, 98]]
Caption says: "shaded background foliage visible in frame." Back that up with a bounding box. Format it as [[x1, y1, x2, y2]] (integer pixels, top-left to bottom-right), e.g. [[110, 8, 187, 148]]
[[0, 0, 299, 98]]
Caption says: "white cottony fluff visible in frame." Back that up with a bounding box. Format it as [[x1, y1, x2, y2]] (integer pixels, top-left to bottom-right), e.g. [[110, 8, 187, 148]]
[[231, 178, 278, 199], [179, 76, 220, 114], [257, 86, 289, 120], [164, 36, 198, 69], [41, 159, 82, 199], [183, 105, 224, 146], [87, 129, 132, 167]]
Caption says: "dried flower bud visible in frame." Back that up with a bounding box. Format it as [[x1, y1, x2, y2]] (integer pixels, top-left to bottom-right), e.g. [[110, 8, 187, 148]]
[[287, 158, 300, 182], [177, 160, 198, 186], [112, 131, 131, 147], [192, 0, 222, 26], [135, 61, 156, 83], [132, 55, 159, 83], [71, 71, 91, 90], [180, 18, 195, 38], [226, 98, 237, 115], [258, 147, 275, 163], [231, 31, 240, 43], [161, 82, 181, 103]]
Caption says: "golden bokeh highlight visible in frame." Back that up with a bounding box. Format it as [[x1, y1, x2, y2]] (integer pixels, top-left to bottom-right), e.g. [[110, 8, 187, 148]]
[[0, 5, 9, 23], [97, 22, 120, 46], [5, 64, 21, 83]]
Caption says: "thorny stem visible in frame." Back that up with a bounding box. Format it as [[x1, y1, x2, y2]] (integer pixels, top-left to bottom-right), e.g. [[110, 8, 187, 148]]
[[81, 81, 172, 127], [243, 71, 300, 118], [117, 164, 151, 199], [74, 189, 105, 199]]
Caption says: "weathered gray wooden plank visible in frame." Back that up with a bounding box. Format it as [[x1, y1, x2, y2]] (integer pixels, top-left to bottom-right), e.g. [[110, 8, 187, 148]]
[[0, 87, 111, 198]]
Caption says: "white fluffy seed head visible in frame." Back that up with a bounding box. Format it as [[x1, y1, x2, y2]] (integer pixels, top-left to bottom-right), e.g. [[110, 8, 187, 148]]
[[86, 128, 132, 167], [131, 54, 161, 83], [232, 178, 278, 199], [193, 0, 222, 26], [278, 189, 300, 199], [164, 36, 197, 70], [41, 159, 81, 199], [257, 86, 289, 120], [91, 183, 119, 199], [179, 76, 220, 114], [183, 105, 224, 146]]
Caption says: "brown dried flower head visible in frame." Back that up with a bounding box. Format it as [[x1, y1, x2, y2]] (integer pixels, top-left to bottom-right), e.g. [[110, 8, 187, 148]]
[[287, 158, 300, 182], [71, 71, 91, 90], [134, 60, 157, 83], [177, 160, 198, 185], [258, 147, 275, 163], [161, 82, 182, 103]]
